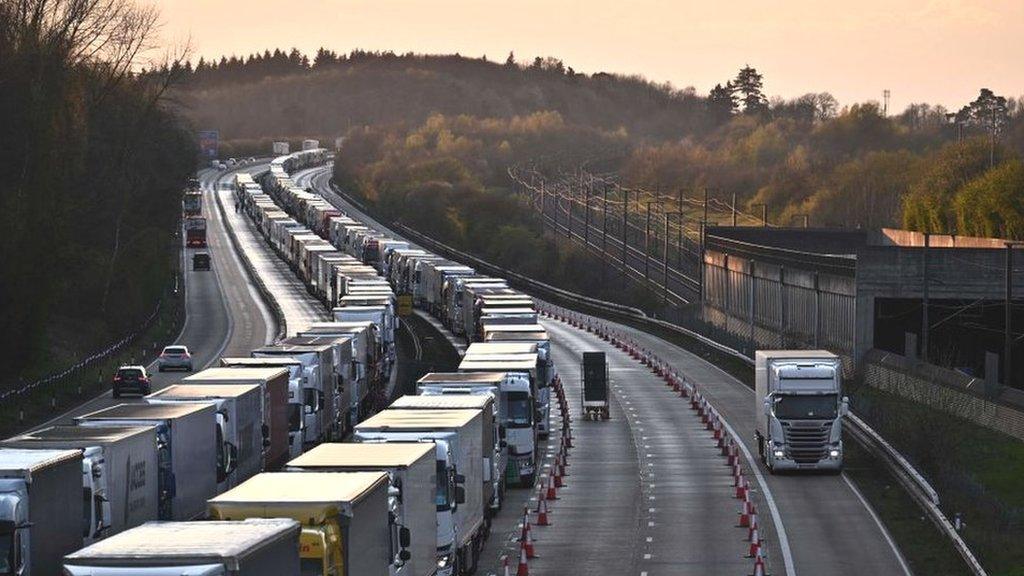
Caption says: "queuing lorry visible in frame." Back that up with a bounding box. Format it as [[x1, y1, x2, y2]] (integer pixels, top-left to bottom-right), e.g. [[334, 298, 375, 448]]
[[458, 357, 537, 484], [77, 403, 217, 521], [333, 305, 395, 371], [252, 340, 341, 449], [755, 350, 848, 473], [355, 410, 484, 576], [302, 139, 320, 151], [184, 216, 207, 248], [273, 141, 291, 155], [182, 190, 202, 217], [0, 448, 83, 576], [286, 444, 437, 576], [209, 472, 397, 576], [415, 372, 527, 489], [390, 394, 503, 514], [463, 343, 550, 440], [297, 322, 379, 425], [1, 425, 159, 545], [63, 518, 301, 576], [219, 359, 305, 461], [183, 366, 291, 471], [147, 384, 264, 492]]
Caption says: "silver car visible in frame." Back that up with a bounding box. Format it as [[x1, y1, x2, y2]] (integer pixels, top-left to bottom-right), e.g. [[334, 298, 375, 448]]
[[157, 345, 194, 372]]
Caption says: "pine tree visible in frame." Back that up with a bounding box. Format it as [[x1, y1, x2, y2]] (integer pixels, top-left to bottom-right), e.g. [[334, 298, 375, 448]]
[[708, 82, 737, 125], [505, 51, 516, 67], [733, 65, 768, 117]]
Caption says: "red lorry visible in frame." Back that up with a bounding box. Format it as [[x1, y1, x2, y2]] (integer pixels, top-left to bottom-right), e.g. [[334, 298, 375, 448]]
[[185, 216, 207, 248]]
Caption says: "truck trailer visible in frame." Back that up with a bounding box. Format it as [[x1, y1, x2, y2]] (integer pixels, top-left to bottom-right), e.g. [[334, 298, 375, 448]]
[[1, 425, 159, 544], [77, 403, 217, 521], [0, 448, 83, 576], [63, 518, 301, 576], [355, 409, 485, 576], [286, 443, 437, 576], [146, 384, 265, 492], [754, 350, 847, 473], [209, 472, 395, 576], [219, 359, 304, 462]]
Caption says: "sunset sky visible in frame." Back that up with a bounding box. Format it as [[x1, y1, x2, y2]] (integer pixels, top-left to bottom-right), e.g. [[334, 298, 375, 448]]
[[157, 0, 1023, 111]]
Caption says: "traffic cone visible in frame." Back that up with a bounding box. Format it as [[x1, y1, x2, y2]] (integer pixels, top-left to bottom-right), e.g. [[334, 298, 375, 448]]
[[565, 427, 574, 448], [728, 444, 740, 466], [749, 549, 767, 576], [732, 464, 743, 485], [521, 509, 535, 558], [545, 475, 559, 500], [738, 499, 754, 527], [735, 475, 749, 499], [554, 464, 564, 487], [502, 555, 511, 576], [535, 496, 551, 526], [748, 513, 759, 541], [516, 544, 530, 576], [747, 528, 761, 558]]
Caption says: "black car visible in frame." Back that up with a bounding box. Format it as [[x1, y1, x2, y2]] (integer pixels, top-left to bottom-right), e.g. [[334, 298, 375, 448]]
[[192, 252, 211, 271], [113, 365, 151, 398]]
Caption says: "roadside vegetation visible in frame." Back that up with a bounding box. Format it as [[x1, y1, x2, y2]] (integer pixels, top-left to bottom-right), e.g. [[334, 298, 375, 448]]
[[0, 0, 196, 388]]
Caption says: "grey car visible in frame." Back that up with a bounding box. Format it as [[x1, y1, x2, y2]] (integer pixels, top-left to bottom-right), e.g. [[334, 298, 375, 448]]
[[157, 345, 194, 372]]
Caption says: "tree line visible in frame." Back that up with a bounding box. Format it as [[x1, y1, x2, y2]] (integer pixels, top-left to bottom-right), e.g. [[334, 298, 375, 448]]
[[0, 0, 197, 383]]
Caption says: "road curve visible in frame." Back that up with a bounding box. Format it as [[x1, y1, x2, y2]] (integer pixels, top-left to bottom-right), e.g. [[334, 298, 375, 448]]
[[29, 166, 276, 430]]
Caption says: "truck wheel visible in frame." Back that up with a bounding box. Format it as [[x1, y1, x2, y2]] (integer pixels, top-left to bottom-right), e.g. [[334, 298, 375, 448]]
[[522, 473, 535, 487]]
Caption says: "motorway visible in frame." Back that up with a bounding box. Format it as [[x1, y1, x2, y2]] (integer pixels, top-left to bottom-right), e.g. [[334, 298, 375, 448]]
[[301, 163, 912, 576], [29, 166, 276, 430]]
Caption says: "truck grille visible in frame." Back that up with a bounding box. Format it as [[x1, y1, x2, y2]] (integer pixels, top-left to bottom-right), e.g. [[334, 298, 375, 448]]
[[782, 422, 830, 464]]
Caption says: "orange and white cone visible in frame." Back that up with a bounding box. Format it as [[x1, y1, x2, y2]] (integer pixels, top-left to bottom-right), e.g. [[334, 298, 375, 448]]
[[750, 549, 767, 576], [747, 528, 761, 558], [520, 509, 536, 558], [516, 544, 530, 576], [748, 513, 759, 541], [738, 499, 754, 527], [545, 475, 559, 500], [735, 475, 749, 499], [535, 496, 551, 526], [502, 555, 511, 576]]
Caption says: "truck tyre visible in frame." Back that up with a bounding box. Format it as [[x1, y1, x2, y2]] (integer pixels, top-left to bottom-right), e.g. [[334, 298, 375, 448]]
[[522, 473, 535, 487], [112, 387, 120, 399]]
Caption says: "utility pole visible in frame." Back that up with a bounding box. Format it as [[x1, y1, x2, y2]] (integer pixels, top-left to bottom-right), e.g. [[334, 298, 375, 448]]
[[922, 232, 930, 362], [666, 212, 683, 304], [1005, 243, 1022, 388], [703, 187, 709, 227], [602, 184, 609, 264], [622, 189, 630, 287], [732, 192, 737, 226], [645, 201, 654, 281], [584, 180, 591, 251], [762, 203, 768, 227], [541, 181, 547, 232]]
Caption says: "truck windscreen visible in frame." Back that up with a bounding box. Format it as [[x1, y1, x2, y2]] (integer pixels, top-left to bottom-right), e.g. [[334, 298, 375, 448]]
[[774, 394, 838, 419], [507, 392, 532, 427], [435, 460, 450, 511]]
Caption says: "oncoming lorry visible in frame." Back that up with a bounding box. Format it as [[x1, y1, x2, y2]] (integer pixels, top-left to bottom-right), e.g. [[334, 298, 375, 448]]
[[1, 425, 159, 545], [354, 409, 484, 576], [0, 448, 83, 576], [209, 472, 398, 576], [754, 350, 848, 473], [63, 518, 301, 576], [286, 443, 437, 576]]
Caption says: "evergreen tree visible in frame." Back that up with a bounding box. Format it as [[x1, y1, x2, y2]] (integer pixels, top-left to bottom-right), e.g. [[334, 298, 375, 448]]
[[505, 51, 516, 67], [733, 65, 768, 117], [707, 82, 737, 125]]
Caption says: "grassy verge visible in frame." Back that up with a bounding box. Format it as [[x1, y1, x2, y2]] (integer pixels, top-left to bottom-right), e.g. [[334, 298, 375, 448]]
[[0, 287, 184, 438], [850, 384, 1024, 576]]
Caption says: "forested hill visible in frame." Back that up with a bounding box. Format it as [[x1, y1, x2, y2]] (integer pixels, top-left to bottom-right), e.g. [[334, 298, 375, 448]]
[[174, 50, 714, 143], [176, 49, 1024, 238]]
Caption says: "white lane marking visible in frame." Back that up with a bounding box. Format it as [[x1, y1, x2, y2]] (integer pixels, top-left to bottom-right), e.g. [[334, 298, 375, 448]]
[[716, 417, 796, 576], [842, 474, 913, 576]]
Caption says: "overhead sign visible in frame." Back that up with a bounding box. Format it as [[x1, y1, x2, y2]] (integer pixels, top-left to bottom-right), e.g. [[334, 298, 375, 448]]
[[198, 130, 219, 159]]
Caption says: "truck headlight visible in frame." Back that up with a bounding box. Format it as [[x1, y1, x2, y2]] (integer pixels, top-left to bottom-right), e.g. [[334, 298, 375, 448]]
[[773, 450, 784, 458], [829, 449, 840, 458]]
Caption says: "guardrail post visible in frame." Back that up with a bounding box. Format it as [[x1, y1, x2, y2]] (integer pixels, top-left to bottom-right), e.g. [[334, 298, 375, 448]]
[[749, 260, 757, 351]]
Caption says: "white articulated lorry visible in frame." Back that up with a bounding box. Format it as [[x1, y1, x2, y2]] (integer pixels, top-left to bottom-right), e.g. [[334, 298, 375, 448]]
[[286, 443, 437, 576], [77, 403, 217, 521], [355, 410, 485, 576], [0, 448, 83, 576], [390, 394, 503, 515], [754, 350, 848, 473], [63, 518, 301, 576], [219, 359, 304, 464], [209, 472, 395, 576], [1, 426, 158, 545], [146, 384, 265, 492]]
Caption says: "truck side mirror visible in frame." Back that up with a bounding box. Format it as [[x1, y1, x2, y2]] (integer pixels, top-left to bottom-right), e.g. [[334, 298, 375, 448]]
[[399, 526, 411, 548], [454, 473, 466, 485], [841, 396, 850, 417], [454, 486, 466, 505], [499, 440, 508, 449]]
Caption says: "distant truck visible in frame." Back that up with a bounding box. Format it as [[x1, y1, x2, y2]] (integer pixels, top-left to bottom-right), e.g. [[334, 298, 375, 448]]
[[0, 448, 83, 576], [184, 216, 207, 248], [754, 350, 848, 473], [273, 141, 290, 155], [286, 443, 437, 576], [581, 352, 609, 420], [209, 472, 397, 576], [355, 409, 484, 576], [302, 139, 320, 151], [63, 518, 301, 576], [146, 384, 264, 493], [182, 190, 202, 217], [1, 425, 159, 545], [77, 403, 217, 520]]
